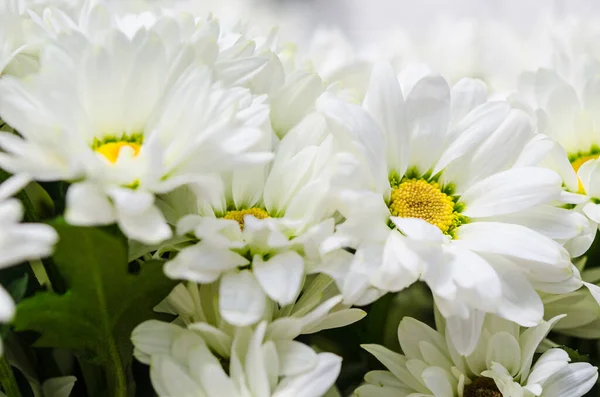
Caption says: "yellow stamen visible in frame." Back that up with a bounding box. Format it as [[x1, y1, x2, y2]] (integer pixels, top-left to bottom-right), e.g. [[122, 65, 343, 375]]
[[389, 179, 455, 233], [95, 142, 141, 164], [571, 154, 599, 193], [223, 208, 270, 229]]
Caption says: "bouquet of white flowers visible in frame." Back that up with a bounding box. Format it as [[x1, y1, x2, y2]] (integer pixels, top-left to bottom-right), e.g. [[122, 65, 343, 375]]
[[0, 0, 600, 396]]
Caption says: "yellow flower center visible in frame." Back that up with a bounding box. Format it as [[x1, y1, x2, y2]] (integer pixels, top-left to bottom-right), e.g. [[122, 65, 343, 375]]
[[223, 208, 270, 229], [463, 377, 501, 397], [389, 179, 456, 234], [570, 153, 599, 193], [571, 154, 599, 173], [95, 141, 141, 164]]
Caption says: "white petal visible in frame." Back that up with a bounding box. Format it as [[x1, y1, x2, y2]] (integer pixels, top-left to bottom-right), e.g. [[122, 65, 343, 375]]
[[0, 286, 15, 322], [0, 173, 30, 201], [42, 376, 77, 397], [405, 74, 451, 173], [391, 217, 445, 243], [455, 222, 567, 267], [421, 366, 455, 397], [245, 322, 270, 397], [370, 231, 421, 292], [493, 260, 544, 327], [578, 159, 600, 198], [460, 167, 561, 218], [253, 251, 304, 306], [65, 182, 116, 225], [397, 318, 447, 363], [117, 203, 172, 244], [434, 101, 510, 175], [317, 92, 388, 194], [150, 356, 202, 397], [271, 72, 323, 135], [273, 353, 342, 397], [486, 332, 521, 376], [583, 202, 600, 224], [518, 315, 565, 380], [164, 244, 249, 283], [450, 78, 488, 125], [108, 188, 154, 215], [540, 362, 598, 397], [363, 62, 408, 176], [583, 281, 600, 307], [527, 349, 570, 386], [219, 270, 267, 326], [466, 109, 534, 184], [275, 340, 318, 376], [445, 309, 485, 356]]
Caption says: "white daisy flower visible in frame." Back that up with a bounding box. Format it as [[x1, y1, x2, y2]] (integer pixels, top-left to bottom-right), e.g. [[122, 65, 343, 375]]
[[0, 174, 57, 322], [35, 3, 286, 97], [0, 24, 271, 245], [356, 315, 598, 397], [153, 274, 366, 357], [0, 0, 45, 76], [316, 63, 586, 354], [512, 64, 600, 254], [162, 113, 353, 326], [132, 320, 342, 397]]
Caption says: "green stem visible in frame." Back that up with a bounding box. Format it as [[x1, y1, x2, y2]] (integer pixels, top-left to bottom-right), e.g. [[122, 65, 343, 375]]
[[0, 357, 22, 397], [106, 343, 128, 397]]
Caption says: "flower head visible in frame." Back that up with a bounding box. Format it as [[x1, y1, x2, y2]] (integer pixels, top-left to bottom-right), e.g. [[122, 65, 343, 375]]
[[132, 320, 342, 397], [0, 19, 272, 244], [356, 315, 598, 397], [316, 63, 585, 354]]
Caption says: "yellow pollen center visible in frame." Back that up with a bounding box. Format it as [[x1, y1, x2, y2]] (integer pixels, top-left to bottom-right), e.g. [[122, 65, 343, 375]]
[[389, 179, 455, 233], [571, 154, 599, 193], [95, 141, 141, 164], [223, 208, 270, 229], [571, 154, 599, 173]]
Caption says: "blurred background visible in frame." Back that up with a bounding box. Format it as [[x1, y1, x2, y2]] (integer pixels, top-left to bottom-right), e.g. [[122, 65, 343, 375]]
[[177, 0, 600, 44]]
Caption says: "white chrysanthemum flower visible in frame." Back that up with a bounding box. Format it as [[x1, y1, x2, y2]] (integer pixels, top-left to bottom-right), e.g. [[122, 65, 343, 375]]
[[0, 174, 57, 322], [132, 320, 342, 397], [512, 64, 600, 253], [35, 2, 286, 96], [162, 113, 353, 326], [356, 315, 598, 397], [0, 23, 272, 245], [153, 275, 365, 356], [316, 63, 587, 355], [0, 0, 45, 76]]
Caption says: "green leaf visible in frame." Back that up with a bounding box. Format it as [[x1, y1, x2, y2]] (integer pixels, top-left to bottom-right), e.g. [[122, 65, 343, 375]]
[[559, 345, 591, 363], [13, 223, 177, 397]]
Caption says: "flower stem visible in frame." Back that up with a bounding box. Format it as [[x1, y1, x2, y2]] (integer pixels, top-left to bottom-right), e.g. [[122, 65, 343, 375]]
[[0, 357, 22, 397]]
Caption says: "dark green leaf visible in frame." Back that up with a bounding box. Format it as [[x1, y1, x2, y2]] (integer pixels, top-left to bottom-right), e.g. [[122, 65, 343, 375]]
[[13, 224, 177, 397]]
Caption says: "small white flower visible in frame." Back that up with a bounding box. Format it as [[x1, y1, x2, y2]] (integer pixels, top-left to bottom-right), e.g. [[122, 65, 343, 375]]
[[356, 315, 598, 397], [132, 320, 342, 397], [0, 23, 271, 245], [316, 63, 585, 354], [0, 174, 57, 322], [162, 116, 352, 326]]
